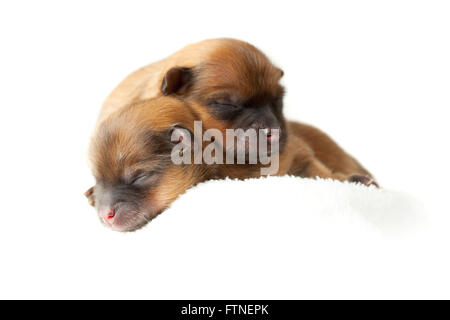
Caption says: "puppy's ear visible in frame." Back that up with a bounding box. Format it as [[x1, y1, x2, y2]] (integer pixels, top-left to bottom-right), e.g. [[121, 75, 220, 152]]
[[84, 186, 95, 207], [277, 68, 284, 78], [161, 67, 192, 95]]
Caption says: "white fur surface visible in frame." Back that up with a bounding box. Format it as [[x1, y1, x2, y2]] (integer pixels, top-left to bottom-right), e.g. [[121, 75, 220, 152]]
[[169, 176, 426, 237], [4, 176, 449, 299]]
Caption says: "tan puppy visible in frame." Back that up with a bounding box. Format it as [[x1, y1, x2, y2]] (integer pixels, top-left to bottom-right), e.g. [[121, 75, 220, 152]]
[[100, 38, 287, 154], [97, 38, 375, 185]]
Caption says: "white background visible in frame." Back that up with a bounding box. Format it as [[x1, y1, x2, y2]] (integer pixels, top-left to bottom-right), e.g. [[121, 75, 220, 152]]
[[0, 0, 449, 299]]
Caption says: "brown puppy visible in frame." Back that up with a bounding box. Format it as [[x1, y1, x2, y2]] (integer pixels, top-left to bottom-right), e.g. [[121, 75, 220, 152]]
[[101, 38, 286, 154], [99, 38, 375, 185], [87, 97, 209, 232]]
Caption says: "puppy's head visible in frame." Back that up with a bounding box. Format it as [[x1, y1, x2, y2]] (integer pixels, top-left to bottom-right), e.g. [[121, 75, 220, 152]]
[[87, 97, 204, 232], [161, 39, 286, 153]]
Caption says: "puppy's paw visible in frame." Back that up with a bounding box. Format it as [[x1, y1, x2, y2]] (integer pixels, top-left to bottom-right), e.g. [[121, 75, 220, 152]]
[[84, 187, 96, 207], [347, 175, 379, 188]]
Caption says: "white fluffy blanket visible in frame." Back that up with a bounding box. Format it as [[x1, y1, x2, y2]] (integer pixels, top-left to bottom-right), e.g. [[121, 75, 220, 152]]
[[168, 176, 425, 236], [3, 176, 448, 299]]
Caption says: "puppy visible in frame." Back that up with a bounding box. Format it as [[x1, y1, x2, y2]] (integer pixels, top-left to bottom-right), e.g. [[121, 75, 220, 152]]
[[101, 38, 286, 155], [99, 38, 375, 185], [87, 97, 210, 232]]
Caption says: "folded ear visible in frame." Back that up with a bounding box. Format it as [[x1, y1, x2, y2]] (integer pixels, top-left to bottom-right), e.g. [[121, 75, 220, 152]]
[[84, 186, 95, 207], [277, 68, 284, 78], [161, 67, 192, 95]]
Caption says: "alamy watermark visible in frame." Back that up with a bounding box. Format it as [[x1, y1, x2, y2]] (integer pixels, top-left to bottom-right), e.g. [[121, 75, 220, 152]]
[[170, 121, 280, 175]]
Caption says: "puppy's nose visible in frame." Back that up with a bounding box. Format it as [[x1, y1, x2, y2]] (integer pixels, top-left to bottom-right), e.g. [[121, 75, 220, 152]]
[[100, 208, 115, 221]]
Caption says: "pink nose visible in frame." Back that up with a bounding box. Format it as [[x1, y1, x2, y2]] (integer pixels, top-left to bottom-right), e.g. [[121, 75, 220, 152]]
[[100, 208, 115, 221]]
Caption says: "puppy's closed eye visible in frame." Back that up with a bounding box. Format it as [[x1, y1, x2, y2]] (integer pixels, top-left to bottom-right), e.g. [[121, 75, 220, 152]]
[[132, 173, 152, 186], [209, 101, 242, 110], [126, 171, 159, 188], [207, 101, 243, 120]]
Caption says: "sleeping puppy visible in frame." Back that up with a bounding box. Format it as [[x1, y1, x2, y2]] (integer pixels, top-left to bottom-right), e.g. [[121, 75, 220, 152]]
[[86, 97, 209, 232], [101, 38, 286, 155], [100, 38, 376, 185]]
